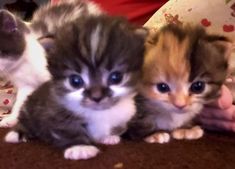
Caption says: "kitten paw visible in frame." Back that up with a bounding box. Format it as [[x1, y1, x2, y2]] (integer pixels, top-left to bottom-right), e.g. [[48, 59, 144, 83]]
[[0, 116, 18, 128], [172, 126, 204, 140], [99, 135, 121, 145], [4, 131, 26, 143], [144, 132, 170, 144], [64, 145, 99, 160]]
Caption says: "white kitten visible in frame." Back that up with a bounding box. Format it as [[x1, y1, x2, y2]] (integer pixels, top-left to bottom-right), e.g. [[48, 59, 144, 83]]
[[0, 10, 50, 127]]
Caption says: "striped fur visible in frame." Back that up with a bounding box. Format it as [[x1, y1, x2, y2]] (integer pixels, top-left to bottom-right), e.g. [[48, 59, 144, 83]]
[[6, 15, 146, 160], [30, 0, 103, 39], [124, 24, 229, 141]]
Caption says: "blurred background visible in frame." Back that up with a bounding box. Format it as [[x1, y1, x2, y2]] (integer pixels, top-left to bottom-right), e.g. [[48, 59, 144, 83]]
[[0, 0, 49, 20]]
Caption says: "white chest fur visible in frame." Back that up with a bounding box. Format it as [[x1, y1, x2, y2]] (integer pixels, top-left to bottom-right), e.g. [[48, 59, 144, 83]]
[[78, 95, 136, 141], [155, 103, 203, 130], [0, 33, 51, 89]]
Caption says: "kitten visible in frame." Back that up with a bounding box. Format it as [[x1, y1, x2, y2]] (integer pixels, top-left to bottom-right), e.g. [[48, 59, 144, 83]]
[[0, 10, 50, 127], [123, 24, 229, 143], [5, 15, 146, 160], [0, 0, 102, 127]]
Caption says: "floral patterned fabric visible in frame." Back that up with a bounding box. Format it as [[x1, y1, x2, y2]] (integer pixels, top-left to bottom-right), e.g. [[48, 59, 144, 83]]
[[144, 0, 235, 40], [0, 78, 16, 121]]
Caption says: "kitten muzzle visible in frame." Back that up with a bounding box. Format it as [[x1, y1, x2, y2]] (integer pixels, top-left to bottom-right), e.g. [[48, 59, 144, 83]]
[[85, 87, 112, 103]]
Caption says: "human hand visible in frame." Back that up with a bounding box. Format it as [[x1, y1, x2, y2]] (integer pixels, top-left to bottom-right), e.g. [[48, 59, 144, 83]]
[[198, 85, 235, 132]]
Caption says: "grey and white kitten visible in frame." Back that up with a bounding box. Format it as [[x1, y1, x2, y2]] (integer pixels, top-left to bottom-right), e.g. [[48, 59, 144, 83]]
[[0, 10, 50, 127], [5, 15, 146, 160], [123, 24, 229, 143], [0, 0, 102, 127]]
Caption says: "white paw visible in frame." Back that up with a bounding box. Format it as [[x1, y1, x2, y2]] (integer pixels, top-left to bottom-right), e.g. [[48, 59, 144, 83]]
[[5, 131, 21, 143], [0, 116, 18, 128], [171, 129, 185, 140], [99, 135, 121, 145], [64, 145, 99, 160], [185, 126, 204, 140], [144, 132, 170, 144], [172, 126, 204, 140]]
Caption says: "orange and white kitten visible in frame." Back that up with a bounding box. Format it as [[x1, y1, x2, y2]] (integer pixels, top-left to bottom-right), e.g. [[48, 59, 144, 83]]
[[124, 24, 230, 143]]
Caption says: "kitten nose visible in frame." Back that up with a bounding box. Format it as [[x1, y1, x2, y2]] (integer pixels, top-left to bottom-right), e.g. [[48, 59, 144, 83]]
[[172, 97, 187, 109], [91, 96, 103, 103], [173, 103, 186, 109], [87, 87, 104, 103]]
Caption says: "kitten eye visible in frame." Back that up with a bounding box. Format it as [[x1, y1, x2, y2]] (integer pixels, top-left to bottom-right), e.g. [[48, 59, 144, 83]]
[[190, 81, 205, 94], [69, 74, 84, 88], [156, 83, 170, 93], [108, 71, 123, 85]]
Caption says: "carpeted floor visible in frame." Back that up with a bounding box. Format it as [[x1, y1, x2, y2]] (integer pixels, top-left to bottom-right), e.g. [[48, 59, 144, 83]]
[[0, 128, 235, 169]]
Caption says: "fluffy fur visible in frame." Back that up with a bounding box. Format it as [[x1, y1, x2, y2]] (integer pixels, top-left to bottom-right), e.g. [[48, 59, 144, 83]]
[[0, 10, 50, 127], [30, 0, 103, 39], [5, 15, 146, 160], [0, 0, 102, 127], [123, 24, 229, 143]]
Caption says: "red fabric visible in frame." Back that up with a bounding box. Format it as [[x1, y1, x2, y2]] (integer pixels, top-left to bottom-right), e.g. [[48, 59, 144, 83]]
[[51, 0, 168, 25], [91, 0, 167, 25]]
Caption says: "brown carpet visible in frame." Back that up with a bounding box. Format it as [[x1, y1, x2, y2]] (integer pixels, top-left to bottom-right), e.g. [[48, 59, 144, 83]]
[[0, 128, 235, 169]]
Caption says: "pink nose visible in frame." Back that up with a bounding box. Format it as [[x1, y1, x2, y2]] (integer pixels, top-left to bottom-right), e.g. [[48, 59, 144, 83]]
[[172, 101, 187, 109], [171, 94, 188, 110], [173, 103, 186, 109]]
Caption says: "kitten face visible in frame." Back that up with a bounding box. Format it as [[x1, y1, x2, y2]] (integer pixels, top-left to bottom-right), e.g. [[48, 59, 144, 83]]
[[48, 15, 146, 111], [140, 24, 228, 114], [0, 10, 29, 71]]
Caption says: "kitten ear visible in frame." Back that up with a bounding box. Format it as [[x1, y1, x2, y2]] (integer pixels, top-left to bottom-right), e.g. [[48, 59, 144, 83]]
[[38, 36, 56, 53], [134, 27, 149, 38], [0, 10, 18, 33], [144, 28, 159, 49], [204, 34, 233, 60], [212, 39, 233, 60], [209, 37, 235, 75], [226, 42, 235, 76]]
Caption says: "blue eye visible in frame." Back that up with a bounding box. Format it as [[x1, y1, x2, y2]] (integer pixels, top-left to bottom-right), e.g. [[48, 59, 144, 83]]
[[156, 83, 170, 93], [69, 74, 84, 88], [190, 81, 205, 94], [108, 71, 123, 85]]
